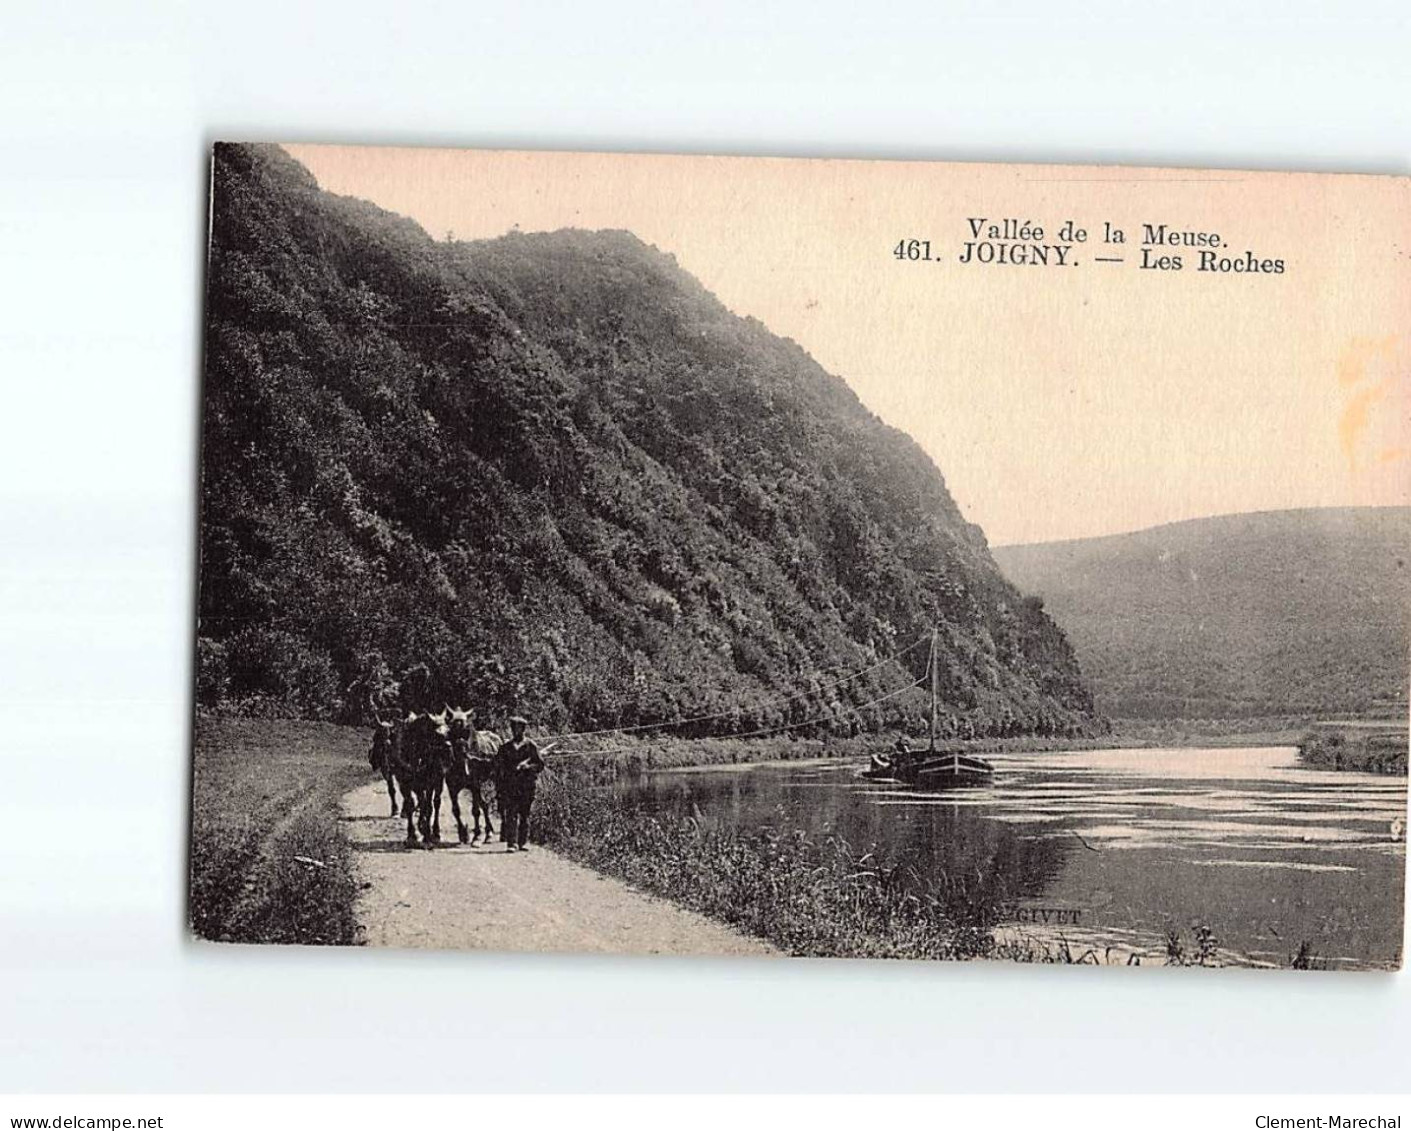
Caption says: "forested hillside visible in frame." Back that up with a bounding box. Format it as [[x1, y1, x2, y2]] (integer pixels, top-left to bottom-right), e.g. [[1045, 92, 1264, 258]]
[[197, 143, 1097, 738], [994, 508, 1410, 720]]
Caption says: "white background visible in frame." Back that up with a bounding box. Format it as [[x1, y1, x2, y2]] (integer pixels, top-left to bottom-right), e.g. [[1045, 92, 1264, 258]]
[[1, 0, 1408, 1095]]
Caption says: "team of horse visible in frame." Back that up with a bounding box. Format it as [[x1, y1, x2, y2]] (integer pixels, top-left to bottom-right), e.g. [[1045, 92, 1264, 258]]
[[368, 702, 503, 849]]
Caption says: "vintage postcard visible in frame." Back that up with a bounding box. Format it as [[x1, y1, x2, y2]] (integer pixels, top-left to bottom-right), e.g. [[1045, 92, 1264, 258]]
[[191, 143, 1408, 970]]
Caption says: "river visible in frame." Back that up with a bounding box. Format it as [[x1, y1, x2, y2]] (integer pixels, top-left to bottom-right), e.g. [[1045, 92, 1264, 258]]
[[610, 746, 1407, 969]]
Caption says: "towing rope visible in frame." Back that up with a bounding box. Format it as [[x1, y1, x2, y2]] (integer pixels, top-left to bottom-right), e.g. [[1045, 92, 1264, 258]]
[[543, 674, 927, 760], [542, 632, 930, 748]]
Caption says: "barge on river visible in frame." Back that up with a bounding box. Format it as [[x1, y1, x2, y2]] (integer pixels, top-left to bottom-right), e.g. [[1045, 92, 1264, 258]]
[[862, 628, 994, 788]]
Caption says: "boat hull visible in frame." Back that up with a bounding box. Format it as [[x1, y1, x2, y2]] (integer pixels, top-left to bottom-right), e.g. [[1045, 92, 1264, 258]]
[[911, 752, 994, 787], [864, 750, 995, 788]]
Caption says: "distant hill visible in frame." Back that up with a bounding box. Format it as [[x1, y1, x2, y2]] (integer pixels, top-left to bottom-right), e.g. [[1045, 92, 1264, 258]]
[[993, 508, 1410, 720], [196, 143, 1097, 738]]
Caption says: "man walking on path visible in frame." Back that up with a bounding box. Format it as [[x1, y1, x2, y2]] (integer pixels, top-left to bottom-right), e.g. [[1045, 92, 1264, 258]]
[[496, 716, 545, 852]]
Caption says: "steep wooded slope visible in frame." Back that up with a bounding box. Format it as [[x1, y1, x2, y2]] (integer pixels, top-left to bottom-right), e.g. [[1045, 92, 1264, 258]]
[[197, 142, 1096, 738]]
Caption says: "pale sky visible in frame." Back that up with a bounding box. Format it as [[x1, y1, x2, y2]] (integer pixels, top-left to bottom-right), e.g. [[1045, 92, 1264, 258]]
[[283, 143, 1409, 546]]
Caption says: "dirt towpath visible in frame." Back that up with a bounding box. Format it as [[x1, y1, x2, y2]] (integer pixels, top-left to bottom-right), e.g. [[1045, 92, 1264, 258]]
[[342, 781, 779, 956]]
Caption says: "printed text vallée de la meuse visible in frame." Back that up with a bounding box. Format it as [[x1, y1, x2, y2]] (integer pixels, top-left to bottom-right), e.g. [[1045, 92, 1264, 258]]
[[893, 218, 1286, 274]]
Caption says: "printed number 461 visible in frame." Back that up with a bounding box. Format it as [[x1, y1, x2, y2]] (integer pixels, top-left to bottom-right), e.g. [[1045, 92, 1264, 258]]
[[893, 239, 932, 261]]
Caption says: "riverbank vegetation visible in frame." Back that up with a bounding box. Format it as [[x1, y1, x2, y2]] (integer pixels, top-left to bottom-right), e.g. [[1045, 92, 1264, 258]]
[[189, 716, 366, 944], [1107, 716, 1308, 748], [532, 770, 999, 959], [1296, 722, 1408, 774], [534, 715, 1318, 784]]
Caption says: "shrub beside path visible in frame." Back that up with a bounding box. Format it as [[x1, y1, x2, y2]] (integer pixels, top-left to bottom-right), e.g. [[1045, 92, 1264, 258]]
[[342, 780, 780, 956]]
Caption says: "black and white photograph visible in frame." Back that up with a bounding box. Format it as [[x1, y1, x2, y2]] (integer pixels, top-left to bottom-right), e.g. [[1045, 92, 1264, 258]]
[[191, 142, 1408, 969]]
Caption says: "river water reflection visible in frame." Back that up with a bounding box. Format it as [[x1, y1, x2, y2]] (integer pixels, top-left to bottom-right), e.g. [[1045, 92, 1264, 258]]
[[611, 746, 1407, 969]]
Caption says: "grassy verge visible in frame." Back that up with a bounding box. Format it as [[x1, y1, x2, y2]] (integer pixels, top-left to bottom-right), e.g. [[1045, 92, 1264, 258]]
[[545, 734, 859, 783], [189, 715, 369, 945]]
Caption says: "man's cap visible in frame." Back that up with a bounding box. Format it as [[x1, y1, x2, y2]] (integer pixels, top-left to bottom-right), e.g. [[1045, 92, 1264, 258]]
[[509, 715, 529, 726]]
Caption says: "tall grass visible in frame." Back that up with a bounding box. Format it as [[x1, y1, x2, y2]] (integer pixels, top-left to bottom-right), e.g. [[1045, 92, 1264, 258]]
[[1297, 724, 1408, 774], [190, 716, 366, 945], [533, 772, 998, 959]]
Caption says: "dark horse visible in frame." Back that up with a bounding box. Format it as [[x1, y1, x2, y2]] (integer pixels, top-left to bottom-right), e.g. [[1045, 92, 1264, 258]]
[[367, 717, 401, 817], [391, 713, 456, 849], [436, 706, 501, 845]]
